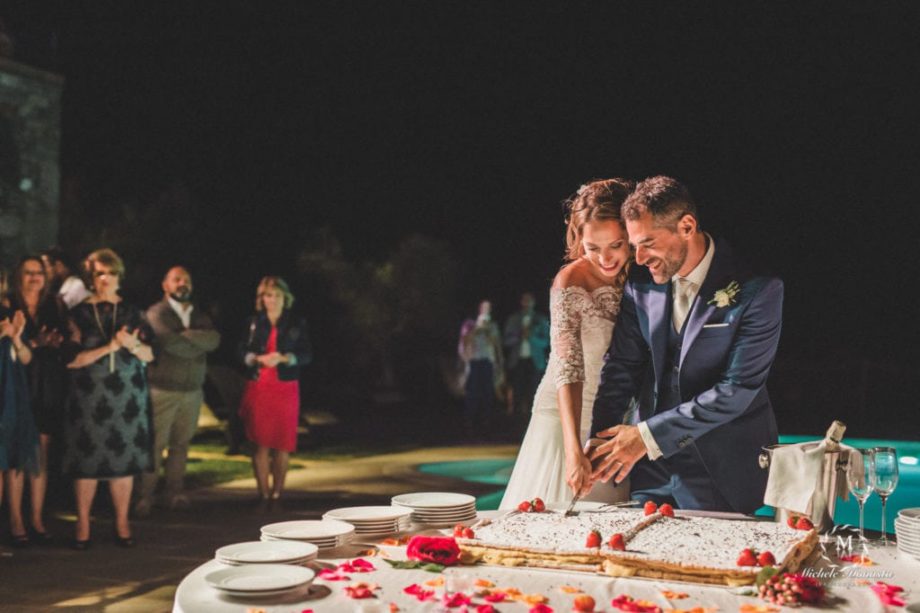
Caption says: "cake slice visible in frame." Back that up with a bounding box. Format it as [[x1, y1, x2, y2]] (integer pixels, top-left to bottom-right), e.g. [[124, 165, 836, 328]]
[[457, 509, 659, 571], [601, 515, 819, 586]]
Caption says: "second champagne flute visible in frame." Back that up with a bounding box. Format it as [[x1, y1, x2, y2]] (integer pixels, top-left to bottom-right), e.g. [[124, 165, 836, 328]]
[[870, 447, 899, 547], [845, 449, 874, 542]]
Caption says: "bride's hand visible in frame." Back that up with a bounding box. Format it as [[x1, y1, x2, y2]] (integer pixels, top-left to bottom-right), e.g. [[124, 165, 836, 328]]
[[565, 451, 593, 498]]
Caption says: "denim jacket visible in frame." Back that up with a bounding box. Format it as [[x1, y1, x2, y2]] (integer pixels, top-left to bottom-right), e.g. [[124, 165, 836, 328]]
[[238, 310, 312, 381]]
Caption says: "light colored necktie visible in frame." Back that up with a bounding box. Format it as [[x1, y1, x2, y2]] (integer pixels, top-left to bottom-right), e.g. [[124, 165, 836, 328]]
[[672, 278, 692, 331]]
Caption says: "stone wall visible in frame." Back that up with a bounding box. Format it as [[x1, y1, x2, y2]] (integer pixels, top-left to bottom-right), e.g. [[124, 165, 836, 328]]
[[0, 57, 63, 269]]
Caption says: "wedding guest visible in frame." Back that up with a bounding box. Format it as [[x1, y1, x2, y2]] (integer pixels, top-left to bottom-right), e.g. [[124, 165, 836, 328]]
[[0, 304, 39, 547], [62, 249, 154, 549], [135, 266, 220, 516], [41, 246, 91, 309], [502, 292, 550, 417], [238, 277, 311, 501], [458, 299, 504, 436], [500, 179, 633, 508], [3, 256, 68, 543]]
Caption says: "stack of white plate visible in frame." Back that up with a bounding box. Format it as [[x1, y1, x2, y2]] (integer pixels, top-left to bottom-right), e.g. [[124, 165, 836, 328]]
[[260, 519, 355, 550], [215, 540, 318, 566], [204, 564, 315, 598], [894, 508, 920, 560], [391, 492, 477, 527], [322, 506, 413, 538]]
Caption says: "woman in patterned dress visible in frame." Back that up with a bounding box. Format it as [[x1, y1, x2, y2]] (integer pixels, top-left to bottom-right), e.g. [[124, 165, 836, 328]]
[[500, 179, 634, 509], [62, 249, 154, 549]]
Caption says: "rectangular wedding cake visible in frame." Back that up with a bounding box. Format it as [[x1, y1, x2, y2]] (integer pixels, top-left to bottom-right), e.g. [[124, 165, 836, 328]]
[[457, 509, 818, 586]]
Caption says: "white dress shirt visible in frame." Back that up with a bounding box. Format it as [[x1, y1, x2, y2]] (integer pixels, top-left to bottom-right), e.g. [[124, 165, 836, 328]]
[[167, 296, 194, 329]]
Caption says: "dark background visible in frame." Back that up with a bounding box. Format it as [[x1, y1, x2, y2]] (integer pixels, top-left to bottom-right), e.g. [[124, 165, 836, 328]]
[[4, 2, 919, 438]]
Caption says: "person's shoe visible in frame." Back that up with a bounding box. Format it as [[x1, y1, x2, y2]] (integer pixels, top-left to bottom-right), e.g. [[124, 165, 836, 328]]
[[11, 533, 29, 548], [113, 528, 136, 548], [168, 494, 191, 510], [71, 538, 92, 551], [134, 498, 153, 518], [28, 527, 53, 544]]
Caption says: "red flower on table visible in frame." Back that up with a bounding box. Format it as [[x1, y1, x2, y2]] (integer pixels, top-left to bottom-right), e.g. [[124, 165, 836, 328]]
[[338, 558, 376, 573], [611, 594, 663, 613], [343, 581, 380, 599], [529, 604, 554, 613], [443, 591, 472, 608], [870, 582, 905, 607], [406, 535, 461, 566], [476, 606, 498, 613], [317, 569, 350, 581]]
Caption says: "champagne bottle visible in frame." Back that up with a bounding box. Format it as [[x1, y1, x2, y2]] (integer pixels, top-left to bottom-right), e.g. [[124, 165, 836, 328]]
[[823, 420, 846, 452]]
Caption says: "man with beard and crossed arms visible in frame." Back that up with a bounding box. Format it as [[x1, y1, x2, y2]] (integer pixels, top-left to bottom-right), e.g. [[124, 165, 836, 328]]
[[586, 176, 782, 513], [135, 266, 220, 515]]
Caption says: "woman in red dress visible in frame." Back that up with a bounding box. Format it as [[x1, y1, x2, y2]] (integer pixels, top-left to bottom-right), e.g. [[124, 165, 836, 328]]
[[238, 277, 311, 501]]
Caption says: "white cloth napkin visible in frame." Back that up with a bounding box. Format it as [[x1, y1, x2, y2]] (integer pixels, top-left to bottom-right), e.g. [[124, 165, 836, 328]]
[[762, 441, 827, 514]]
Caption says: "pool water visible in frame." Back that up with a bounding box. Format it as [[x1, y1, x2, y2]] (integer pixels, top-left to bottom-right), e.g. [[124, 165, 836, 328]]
[[418, 436, 920, 532]]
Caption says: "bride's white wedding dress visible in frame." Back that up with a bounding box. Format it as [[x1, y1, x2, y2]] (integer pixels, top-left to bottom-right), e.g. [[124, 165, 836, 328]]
[[500, 285, 626, 509]]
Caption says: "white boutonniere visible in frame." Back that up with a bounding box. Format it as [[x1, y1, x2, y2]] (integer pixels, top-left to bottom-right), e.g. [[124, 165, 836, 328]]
[[708, 281, 740, 308]]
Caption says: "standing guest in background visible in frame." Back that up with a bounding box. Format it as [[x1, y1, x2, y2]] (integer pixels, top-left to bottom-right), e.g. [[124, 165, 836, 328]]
[[41, 246, 91, 310], [4, 256, 68, 543], [238, 277, 311, 502], [502, 291, 550, 418], [0, 305, 38, 547], [458, 299, 504, 437], [62, 248, 154, 550], [135, 266, 220, 516]]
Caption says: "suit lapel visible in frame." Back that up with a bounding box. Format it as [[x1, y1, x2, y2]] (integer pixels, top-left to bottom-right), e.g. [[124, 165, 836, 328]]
[[636, 282, 669, 404], [680, 240, 734, 365]]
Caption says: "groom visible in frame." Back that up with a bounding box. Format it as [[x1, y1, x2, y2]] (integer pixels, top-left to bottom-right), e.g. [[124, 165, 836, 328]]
[[587, 176, 781, 513]]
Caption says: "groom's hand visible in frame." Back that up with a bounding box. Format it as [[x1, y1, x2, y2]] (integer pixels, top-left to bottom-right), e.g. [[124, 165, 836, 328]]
[[588, 425, 648, 485]]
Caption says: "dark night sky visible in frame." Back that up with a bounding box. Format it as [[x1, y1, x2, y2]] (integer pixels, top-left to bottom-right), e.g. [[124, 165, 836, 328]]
[[6, 2, 920, 365]]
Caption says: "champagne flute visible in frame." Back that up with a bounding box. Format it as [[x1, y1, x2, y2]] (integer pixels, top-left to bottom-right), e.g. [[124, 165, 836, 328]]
[[870, 447, 899, 546], [845, 449, 874, 542]]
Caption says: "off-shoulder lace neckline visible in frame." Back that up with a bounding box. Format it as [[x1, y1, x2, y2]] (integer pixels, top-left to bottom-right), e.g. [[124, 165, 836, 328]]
[[551, 285, 620, 295]]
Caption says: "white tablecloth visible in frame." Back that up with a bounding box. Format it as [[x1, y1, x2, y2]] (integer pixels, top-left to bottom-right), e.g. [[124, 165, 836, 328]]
[[174, 512, 920, 612]]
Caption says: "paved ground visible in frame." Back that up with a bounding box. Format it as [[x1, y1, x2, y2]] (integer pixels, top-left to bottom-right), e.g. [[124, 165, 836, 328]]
[[0, 444, 517, 612]]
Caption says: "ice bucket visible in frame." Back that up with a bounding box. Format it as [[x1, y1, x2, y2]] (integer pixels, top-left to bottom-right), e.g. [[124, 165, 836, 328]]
[[758, 444, 849, 533]]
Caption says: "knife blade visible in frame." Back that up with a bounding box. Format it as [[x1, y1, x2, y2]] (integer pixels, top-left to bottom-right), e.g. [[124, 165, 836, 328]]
[[563, 494, 581, 517]]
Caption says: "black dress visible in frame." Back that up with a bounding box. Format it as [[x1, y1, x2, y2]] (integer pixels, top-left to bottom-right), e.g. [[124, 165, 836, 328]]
[[7, 294, 68, 436], [0, 305, 39, 472], [61, 301, 153, 478]]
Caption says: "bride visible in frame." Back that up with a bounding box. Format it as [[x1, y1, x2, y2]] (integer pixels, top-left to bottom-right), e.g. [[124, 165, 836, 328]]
[[500, 178, 634, 509]]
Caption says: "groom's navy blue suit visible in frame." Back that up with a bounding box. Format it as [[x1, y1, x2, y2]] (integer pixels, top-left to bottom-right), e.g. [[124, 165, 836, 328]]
[[592, 240, 781, 514]]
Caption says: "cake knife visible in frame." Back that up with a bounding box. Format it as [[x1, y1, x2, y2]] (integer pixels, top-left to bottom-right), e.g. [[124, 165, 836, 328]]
[[563, 494, 581, 517]]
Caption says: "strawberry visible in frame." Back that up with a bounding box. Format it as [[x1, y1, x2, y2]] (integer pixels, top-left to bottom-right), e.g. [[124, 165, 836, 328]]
[[453, 524, 467, 537], [659, 503, 675, 517], [573, 594, 596, 612], [787, 516, 797, 529], [532, 497, 546, 512], [643, 500, 658, 516], [461, 527, 475, 539], [795, 516, 814, 531], [518, 500, 533, 513], [736, 548, 758, 567], [585, 530, 602, 548], [757, 550, 776, 567], [608, 533, 626, 551]]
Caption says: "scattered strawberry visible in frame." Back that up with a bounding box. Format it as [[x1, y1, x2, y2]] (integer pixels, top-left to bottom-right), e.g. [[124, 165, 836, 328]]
[[461, 527, 475, 539], [532, 497, 546, 512], [608, 533, 626, 551], [795, 516, 814, 531], [787, 516, 797, 528], [757, 551, 776, 567], [737, 548, 758, 567], [643, 501, 658, 516], [518, 500, 533, 513], [585, 530, 602, 548], [453, 524, 466, 537], [573, 594, 596, 612], [658, 503, 675, 517]]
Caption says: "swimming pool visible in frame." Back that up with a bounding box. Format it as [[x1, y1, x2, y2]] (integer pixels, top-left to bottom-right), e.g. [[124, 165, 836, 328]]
[[418, 436, 920, 532]]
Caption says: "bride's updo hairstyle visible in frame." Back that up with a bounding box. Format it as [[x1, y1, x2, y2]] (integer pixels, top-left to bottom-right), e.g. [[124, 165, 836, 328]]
[[563, 178, 635, 261]]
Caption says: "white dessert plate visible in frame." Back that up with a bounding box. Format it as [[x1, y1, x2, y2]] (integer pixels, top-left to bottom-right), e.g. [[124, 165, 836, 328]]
[[205, 564, 315, 593], [392, 492, 476, 508], [215, 540, 318, 564], [261, 519, 355, 540], [897, 508, 920, 522], [323, 506, 413, 522]]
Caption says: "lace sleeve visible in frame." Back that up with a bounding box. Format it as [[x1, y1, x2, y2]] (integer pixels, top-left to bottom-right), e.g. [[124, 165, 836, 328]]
[[550, 288, 587, 388]]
